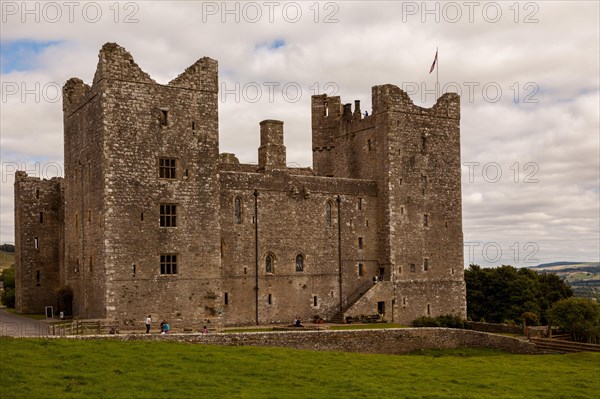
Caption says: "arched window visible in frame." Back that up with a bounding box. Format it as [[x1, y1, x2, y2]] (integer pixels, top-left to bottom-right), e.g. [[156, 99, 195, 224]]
[[326, 201, 332, 227], [266, 254, 273, 273], [295, 254, 304, 272], [234, 197, 242, 224]]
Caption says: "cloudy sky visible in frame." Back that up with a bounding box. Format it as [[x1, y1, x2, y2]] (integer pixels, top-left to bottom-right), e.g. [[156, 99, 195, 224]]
[[1, 1, 598, 267]]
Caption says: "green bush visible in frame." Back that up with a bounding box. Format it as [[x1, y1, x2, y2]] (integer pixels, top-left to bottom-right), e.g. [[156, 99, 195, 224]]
[[547, 297, 600, 343], [1, 266, 15, 308]]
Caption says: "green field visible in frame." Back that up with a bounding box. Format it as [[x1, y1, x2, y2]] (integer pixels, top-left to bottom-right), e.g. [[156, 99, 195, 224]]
[[0, 339, 598, 399]]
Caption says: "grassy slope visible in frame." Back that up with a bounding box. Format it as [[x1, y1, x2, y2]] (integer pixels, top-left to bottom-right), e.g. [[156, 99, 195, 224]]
[[0, 339, 598, 399], [0, 251, 14, 271]]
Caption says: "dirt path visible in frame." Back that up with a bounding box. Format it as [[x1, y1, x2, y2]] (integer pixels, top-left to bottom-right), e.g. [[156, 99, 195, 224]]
[[0, 308, 47, 337]]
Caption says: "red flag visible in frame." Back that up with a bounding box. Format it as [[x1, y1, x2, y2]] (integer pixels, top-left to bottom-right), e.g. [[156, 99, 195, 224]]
[[429, 50, 438, 74]]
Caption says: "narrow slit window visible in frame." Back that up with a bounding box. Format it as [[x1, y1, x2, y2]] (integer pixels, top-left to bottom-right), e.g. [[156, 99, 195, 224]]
[[323, 102, 329, 117], [358, 198, 363, 210], [421, 135, 427, 152], [36, 189, 40, 199], [34, 237, 39, 250], [421, 175, 427, 195], [224, 292, 229, 305], [358, 237, 364, 249], [40, 212, 44, 223], [160, 109, 168, 127], [192, 121, 196, 130], [141, 212, 144, 221], [358, 263, 364, 276], [427, 304, 431, 315], [423, 214, 429, 227], [36, 270, 40, 284], [424, 258, 429, 272], [132, 264, 136, 276], [268, 294, 272, 305], [325, 202, 332, 227], [234, 197, 242, 224], [313, 296, 318, 307]]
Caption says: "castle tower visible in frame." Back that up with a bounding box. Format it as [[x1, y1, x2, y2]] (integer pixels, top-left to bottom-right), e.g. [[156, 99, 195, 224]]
[[14, 172, 63, 313], [61, 43, 222, 324], [310, 85, 466, 323]]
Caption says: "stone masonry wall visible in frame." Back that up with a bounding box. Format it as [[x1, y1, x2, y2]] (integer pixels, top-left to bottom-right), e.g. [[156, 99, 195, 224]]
[[68, 328, 540, 355], [220, 155, 380, 325], [97, 44, 222, 328]]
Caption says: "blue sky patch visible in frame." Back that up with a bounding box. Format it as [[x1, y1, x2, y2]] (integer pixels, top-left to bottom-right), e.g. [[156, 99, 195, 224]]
[[0, 40, 63, 73], [255, 38, 286, 52]]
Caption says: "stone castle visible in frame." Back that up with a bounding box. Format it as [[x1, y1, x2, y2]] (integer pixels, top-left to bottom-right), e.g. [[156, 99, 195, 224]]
[[14, 43, 466, 327]]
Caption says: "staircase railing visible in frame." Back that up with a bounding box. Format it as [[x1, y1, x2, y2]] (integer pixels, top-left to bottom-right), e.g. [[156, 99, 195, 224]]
[[324, 279, 375, 321], [342, 279, 375, 310]]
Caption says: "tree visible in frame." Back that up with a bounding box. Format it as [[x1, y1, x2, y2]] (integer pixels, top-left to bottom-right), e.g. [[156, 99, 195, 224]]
[[465, 264, 573, 324], [0, 244, 15, 252], [1, 266, 16, 308], [546, 297, 600, 343]]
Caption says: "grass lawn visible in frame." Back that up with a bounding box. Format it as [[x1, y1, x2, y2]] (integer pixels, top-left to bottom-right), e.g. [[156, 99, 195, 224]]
[[0, 338, 598, 399]]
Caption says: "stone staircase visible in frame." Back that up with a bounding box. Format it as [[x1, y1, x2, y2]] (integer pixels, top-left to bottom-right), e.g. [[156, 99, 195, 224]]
[[328, 280, 376, 323], [529, 337, 600, 354]]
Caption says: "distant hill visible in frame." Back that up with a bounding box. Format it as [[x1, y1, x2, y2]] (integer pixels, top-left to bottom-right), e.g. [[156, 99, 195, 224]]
[[530, 261, 588, 268], [527, 261, 599, 301]]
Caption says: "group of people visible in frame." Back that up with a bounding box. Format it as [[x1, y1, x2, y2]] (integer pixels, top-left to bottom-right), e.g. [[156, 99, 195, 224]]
[[145, 315, 170, 334], [293, 317, 303, 327], [145, 315, 208, 334]]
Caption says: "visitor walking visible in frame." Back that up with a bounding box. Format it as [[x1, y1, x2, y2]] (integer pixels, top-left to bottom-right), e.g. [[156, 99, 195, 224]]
[[145, 315, 152, 334]]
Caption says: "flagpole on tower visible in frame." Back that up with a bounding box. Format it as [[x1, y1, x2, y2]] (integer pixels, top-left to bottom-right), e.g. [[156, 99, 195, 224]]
[[429, 47, 439, 99], [436, 47, 439, 98]]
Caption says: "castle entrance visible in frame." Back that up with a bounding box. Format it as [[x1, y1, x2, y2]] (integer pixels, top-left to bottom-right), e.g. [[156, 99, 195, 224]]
[[377, 301, 385, 317]]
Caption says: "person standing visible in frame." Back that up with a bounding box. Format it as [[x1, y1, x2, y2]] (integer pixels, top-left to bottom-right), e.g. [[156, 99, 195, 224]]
[[145, 315, 152, 334]]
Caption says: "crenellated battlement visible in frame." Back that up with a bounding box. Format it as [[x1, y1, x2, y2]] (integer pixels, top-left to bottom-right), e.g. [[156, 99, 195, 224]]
[[92, 42, 156, 86], [168, 57, 218, 93], [63, 43, 218, 117], [372, 84, 460, 119]]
